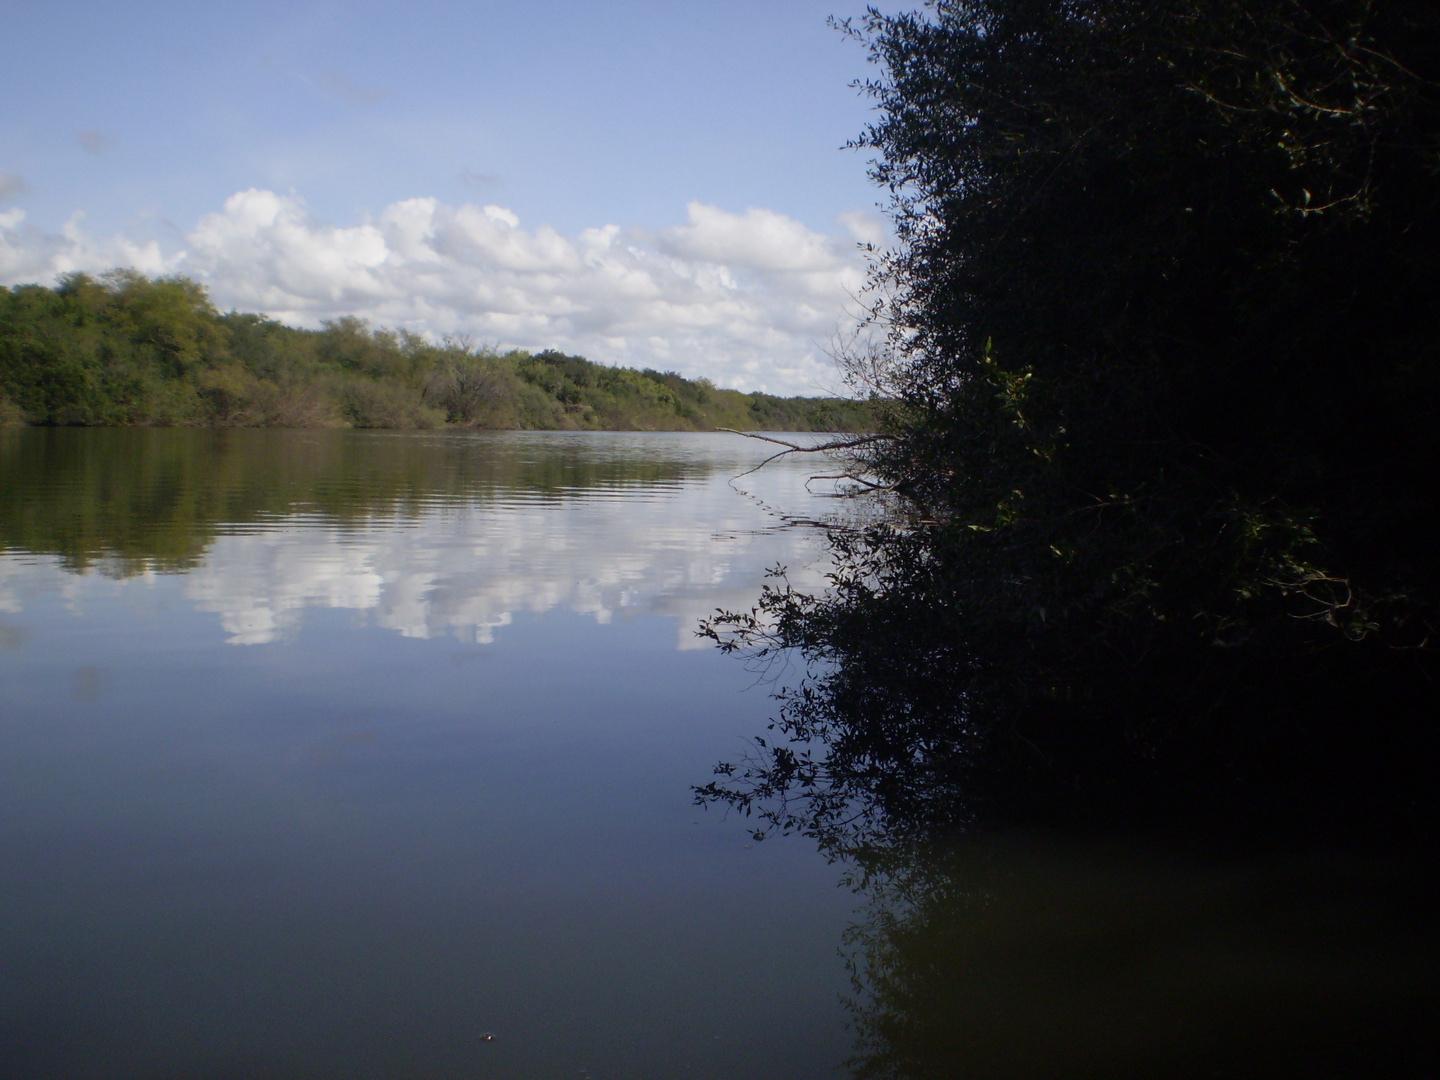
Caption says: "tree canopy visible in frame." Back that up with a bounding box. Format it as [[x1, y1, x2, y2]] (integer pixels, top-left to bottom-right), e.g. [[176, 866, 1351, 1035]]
[[851, 0, 1439, 654]]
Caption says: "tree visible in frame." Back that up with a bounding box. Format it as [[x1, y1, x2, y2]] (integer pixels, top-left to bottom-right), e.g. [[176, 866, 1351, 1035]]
[[701, 1, 1440, 836], [847, 0, 1439, 649]]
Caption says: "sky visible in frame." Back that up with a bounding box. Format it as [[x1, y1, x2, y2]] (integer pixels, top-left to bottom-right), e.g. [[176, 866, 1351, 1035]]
[[0, 0, 908, 395]]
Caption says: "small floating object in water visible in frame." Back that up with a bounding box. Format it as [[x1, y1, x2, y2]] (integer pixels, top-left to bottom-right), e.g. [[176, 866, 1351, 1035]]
[[478, 1031, 497, 1042]]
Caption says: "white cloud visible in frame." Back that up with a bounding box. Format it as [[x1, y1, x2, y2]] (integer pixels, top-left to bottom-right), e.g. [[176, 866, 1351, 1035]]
[[0, 209, 168, 284], [838, 209, 889, 249], [659, 203, 839, 274], [0, 189, 886, 395]]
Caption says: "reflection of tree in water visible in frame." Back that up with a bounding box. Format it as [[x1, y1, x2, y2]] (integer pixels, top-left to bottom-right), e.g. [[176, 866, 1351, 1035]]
[[0, 428, 699, 575], [699, 522, 1439, 852], [842, 836, 1438, 1080], [697, 525, 1439, 1077]]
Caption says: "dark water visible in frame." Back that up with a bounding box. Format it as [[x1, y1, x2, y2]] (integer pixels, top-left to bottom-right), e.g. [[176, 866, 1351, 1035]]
[[2, 429, 1436, 1080]]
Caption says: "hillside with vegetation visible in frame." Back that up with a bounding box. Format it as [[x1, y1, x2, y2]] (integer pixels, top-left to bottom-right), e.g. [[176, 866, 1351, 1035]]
[[0, 271, 875, 432]]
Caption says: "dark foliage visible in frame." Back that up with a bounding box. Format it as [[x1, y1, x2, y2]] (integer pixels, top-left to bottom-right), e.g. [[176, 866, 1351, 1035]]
[[851, 0, 1440, 653], [700, 0, 1440, 851]]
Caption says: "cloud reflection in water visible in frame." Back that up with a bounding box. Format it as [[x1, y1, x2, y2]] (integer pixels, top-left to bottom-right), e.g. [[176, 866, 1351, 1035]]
[[1, 430, 844, 648]]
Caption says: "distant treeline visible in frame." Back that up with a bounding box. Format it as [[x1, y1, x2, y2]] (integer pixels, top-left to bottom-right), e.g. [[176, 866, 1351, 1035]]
[[0, 272, 876, 431]]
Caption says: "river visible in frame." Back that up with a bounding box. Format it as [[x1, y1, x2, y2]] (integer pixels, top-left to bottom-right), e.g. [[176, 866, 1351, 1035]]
[[0, 428, 855, 1079], [3, 428, 1435, 1079]]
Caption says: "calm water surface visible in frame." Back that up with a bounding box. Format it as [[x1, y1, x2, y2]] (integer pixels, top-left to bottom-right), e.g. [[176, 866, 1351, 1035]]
[[3, 429, 1436, 1079], [0, 429, 855, 1080]]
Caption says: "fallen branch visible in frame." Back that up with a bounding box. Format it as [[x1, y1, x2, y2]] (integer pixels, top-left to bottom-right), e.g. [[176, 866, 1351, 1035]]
[[717, 428, 894, 482]]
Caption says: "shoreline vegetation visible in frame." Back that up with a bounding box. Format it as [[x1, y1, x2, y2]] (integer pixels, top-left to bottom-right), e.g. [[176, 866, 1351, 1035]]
[[0, 271, 878, 432]]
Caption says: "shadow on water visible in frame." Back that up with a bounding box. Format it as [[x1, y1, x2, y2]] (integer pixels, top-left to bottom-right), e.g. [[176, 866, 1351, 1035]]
[[699, 529, 1440, 1079]]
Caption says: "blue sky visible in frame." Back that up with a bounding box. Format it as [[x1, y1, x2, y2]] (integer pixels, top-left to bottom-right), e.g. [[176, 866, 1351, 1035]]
[[1, 1, 907, 393]]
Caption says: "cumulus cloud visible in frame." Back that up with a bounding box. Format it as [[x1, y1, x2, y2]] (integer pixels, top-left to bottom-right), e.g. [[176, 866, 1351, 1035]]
[[0, 208, 167, 284], [838, 208, 889, 249], [0, 189, 886, 394]]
